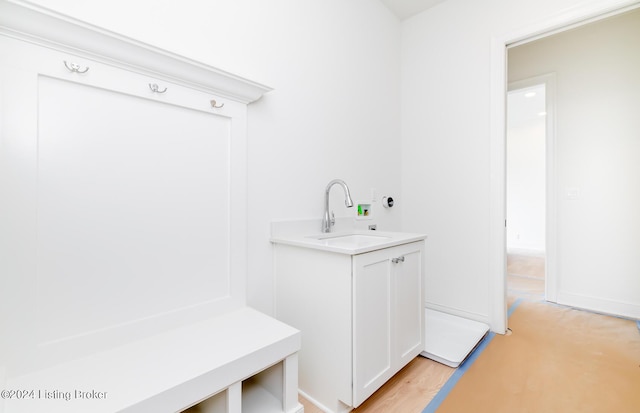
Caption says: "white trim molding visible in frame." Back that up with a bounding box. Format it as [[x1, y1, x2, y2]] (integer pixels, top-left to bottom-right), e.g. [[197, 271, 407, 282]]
[[0, 0, 272, 104]]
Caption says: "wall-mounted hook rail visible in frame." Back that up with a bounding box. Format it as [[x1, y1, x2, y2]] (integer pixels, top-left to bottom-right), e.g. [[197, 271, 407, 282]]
[[63, 60, 89, 74], [149, 83, 167, 93], [210, 99, 225, 109]]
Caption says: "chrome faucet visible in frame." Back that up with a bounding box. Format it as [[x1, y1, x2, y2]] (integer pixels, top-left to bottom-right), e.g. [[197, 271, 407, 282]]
[[322, 179, 354, 233]]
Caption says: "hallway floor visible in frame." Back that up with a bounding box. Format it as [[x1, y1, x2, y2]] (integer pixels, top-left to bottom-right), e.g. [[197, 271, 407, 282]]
[[507, 251, 545, 305]]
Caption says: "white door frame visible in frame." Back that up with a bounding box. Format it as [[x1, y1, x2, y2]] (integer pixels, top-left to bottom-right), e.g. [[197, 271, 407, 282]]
[[488, 0, 640, 334]]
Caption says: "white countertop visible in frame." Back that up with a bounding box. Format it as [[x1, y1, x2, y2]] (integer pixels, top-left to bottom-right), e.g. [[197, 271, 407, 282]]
[[270, 229, 427, 255]]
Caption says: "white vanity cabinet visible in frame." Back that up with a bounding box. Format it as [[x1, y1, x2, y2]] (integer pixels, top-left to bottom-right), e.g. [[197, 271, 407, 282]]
[[273, 239, 425, 413]]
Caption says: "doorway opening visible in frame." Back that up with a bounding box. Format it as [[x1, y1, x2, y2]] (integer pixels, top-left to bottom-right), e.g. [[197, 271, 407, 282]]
[[505, 81, 549, 305], [493, 3, 640, 332]]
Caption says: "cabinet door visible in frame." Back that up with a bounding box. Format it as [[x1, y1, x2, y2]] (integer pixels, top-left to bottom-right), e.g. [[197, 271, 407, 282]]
[[392, 243, 425, 366], [352, 242, 425, 407], [352, 249, 393, 407]]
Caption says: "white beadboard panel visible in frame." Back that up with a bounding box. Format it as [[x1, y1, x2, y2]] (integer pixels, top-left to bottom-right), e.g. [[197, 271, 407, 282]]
[[36, 76, 231, 345], [0, 0, 265, 375]]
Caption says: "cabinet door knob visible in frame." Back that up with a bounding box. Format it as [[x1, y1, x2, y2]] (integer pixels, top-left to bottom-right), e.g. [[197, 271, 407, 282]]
[[391, 256, 405, 264]]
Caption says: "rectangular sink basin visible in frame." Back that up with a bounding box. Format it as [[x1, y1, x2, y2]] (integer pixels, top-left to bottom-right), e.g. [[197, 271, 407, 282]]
[[313, 233, 391, 247]]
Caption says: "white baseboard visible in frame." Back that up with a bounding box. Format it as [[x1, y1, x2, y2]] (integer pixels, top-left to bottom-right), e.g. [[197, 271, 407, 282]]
[[506, 247, 545, 257], [557, 291, 640, 320], [298, 389, 352, 413]]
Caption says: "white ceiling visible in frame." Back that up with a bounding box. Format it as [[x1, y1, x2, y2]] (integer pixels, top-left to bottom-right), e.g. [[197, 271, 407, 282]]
[[379, 0, 447, 20]]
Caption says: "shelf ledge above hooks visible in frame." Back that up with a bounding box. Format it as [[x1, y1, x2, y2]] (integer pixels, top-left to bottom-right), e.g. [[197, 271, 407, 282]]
[[0, 0, 272, 104]]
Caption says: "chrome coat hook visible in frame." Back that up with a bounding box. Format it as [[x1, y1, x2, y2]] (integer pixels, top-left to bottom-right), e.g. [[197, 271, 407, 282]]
[[63, 60, 89, 74], [149, 83, 167, 93], [210, 99, 225, 109]]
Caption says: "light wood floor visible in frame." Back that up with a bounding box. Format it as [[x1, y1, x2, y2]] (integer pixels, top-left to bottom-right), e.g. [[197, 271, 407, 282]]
[[300, 252, 545, 413], [299, 356, 454, 413], [506, 252, 545, 279]]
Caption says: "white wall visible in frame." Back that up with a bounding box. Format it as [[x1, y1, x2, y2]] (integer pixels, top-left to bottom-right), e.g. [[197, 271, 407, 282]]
[[509, 9, 640, 317], [400, 0, 640, 325], [26, 0, 403, 315], [506, 119, 546, 253], [506, 87, 546, 253], [24, 0, 640, 333]]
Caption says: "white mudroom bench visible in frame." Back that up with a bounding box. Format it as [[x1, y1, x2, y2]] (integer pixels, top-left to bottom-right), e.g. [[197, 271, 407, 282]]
[[4, 307, 302, 413], [0, 2, 301, 413]]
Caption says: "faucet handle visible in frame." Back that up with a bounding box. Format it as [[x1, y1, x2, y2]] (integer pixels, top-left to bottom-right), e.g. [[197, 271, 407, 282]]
[[330, 211, 335, 227]]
